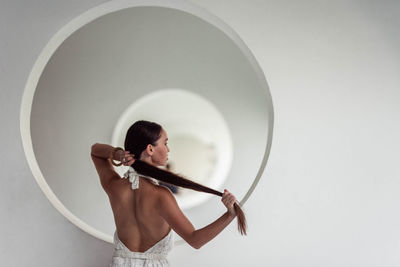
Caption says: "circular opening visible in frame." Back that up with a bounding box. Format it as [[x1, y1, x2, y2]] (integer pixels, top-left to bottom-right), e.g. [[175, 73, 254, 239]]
[[20, 0, 274, 244], [111, 88, 233, 209]]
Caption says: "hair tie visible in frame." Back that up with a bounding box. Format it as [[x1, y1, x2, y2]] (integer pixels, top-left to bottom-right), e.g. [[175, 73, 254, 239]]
[[110, 147, 124, 166]]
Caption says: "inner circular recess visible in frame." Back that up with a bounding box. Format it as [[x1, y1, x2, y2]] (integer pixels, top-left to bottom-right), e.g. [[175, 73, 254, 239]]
[[111, 89, 233, 210]]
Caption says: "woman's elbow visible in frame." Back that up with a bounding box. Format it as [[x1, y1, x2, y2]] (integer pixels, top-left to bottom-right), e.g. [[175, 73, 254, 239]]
[[188, 237, 203, 249], [91, 143, 99, 153], [190, 242, 202, 250], [185, 234, 202, 249]]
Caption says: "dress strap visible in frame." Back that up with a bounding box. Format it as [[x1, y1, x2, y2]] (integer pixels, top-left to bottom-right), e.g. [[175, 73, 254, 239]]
[[122, 166, 159, 190]]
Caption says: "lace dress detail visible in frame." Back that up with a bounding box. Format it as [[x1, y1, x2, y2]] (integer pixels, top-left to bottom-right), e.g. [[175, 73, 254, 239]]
[[109, 230, 174, 267]]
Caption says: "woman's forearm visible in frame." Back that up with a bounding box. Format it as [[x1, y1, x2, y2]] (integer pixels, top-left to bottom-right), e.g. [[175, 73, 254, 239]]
[[192, 211, 236, 249], [91, 143, 117, 159]]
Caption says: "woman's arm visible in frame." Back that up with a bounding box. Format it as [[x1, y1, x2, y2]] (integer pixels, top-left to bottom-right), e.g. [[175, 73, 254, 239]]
[[90, 143, 134, 190], [91, 143, 120, 160], [158, 187, 237, 249]]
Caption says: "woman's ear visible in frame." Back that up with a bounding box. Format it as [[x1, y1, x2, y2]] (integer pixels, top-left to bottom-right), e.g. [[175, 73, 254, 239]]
[[145, 144, 154, 156]]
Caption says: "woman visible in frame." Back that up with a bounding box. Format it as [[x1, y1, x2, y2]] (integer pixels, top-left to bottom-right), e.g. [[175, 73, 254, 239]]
[[91, 120, 246, 267]]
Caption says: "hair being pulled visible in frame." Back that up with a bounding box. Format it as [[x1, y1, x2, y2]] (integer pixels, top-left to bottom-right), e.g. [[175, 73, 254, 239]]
[[131, 159, 247, 235], [125, 120, 247, 235]]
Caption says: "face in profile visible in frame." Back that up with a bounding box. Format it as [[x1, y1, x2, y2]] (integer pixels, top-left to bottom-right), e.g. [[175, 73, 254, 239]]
[[151, 128, 170, 166]]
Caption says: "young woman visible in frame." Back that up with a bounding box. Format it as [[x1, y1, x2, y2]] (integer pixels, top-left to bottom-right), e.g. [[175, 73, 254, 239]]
[[91, 120, 246, 267]]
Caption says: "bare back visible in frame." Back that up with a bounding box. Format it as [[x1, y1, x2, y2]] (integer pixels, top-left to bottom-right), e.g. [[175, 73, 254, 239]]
[[106, 176, 171, 253]]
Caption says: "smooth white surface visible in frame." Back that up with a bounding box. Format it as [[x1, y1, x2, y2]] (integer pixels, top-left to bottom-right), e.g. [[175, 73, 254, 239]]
[[20, 1, 271, 244], [2, 0, 400, 266]]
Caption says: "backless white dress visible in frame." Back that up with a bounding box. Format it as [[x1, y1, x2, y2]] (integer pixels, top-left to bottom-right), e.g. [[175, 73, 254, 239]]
[[109, 229, 174, 267], [110, 167, 174, 266]]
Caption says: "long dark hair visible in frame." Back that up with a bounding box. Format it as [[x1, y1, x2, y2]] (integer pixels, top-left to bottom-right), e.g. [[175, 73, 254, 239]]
[[124, 120, 247, 235]]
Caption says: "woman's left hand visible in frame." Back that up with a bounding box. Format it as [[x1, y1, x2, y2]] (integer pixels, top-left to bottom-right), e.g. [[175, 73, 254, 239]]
[[221, 189, 237, 216]]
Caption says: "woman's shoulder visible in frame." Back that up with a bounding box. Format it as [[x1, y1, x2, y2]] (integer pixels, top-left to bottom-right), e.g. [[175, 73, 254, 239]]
[[155, 184, 179, 212], [156, 183, 174, 196], [106, 177, 133, 197]]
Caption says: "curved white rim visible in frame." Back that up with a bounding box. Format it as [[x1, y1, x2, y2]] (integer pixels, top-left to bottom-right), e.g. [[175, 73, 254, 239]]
[[20, 0, 274, 244]]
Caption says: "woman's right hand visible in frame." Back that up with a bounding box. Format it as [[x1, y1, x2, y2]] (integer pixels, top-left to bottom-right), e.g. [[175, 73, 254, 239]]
[[221, 189, 237, 216]]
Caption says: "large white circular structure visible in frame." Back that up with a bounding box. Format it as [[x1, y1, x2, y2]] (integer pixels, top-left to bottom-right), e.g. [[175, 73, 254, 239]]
[[20, 0, 274, 244]]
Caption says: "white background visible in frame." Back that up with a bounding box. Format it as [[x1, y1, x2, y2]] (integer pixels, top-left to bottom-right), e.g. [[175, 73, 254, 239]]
[[1, 0, 399, 266]]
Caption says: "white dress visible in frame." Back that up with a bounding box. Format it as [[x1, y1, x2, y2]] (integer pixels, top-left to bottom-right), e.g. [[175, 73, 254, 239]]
[[109, 229, 174, 267]]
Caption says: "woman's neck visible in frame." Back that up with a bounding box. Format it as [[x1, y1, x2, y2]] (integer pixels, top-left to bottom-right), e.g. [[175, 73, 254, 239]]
[[140, 156, 154, 166]]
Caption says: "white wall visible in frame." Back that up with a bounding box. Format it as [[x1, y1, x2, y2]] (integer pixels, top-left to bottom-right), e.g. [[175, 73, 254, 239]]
[[1, 0, 399, 266]]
